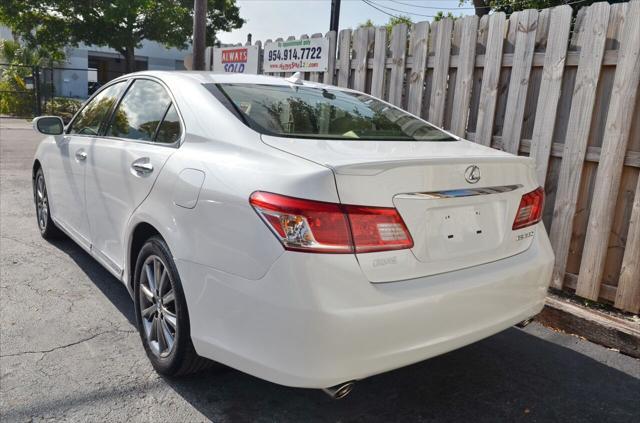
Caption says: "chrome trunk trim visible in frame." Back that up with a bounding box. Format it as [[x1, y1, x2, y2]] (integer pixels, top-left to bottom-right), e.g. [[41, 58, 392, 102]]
[[396, 184, 523, 199]]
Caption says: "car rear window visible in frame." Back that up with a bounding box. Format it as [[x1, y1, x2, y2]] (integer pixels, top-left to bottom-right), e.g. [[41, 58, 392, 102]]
[[207, 83, 456, 142]]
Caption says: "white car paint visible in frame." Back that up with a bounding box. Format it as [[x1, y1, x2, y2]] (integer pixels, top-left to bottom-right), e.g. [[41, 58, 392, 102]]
[[33, 71, 554, 389]]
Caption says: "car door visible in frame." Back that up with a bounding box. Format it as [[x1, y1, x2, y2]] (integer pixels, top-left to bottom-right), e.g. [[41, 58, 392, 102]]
[[47, 81, 127, 249], [84, 77, 182, 276]]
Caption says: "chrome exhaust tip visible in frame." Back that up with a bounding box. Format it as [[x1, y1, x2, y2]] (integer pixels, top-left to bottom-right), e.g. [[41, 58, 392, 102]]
[[516, 318, 534, 328], [322, 381, 355, 399]]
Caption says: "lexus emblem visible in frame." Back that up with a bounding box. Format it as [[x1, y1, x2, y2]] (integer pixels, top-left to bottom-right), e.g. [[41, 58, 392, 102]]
[[464, 165, 481, 184]]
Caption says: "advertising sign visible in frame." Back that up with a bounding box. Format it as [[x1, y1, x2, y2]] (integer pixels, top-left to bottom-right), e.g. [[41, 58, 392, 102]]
[[212, 45, 259, 74], [263, 37, 329, 73]]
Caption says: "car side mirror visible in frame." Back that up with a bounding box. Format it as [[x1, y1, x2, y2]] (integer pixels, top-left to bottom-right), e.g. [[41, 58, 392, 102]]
[[33, 116, 64, 136]]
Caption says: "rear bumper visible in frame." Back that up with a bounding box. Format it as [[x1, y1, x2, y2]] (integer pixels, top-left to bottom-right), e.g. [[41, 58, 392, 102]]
[[177, 223, 554, 388]]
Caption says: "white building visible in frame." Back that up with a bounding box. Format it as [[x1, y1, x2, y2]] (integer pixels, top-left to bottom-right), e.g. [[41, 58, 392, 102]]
[[1, 26, 192, 99]]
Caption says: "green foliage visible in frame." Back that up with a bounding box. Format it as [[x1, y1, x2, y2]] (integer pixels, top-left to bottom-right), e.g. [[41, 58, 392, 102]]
[[386, 15, 413, 34], [0, 40, 39, 117], [0, 39, 60, 67], [0, 73, 34, 117], [488, 0, 580, 13], [0, 1, 245, 71], [45, 97, 82, 123], [359, 19, 375, 28], [434, 11, 457, 22], [358, 15, 413, 39]]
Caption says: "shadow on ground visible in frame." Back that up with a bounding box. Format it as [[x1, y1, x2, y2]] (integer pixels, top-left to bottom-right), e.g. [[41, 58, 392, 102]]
[[47, 237, 640, 422]]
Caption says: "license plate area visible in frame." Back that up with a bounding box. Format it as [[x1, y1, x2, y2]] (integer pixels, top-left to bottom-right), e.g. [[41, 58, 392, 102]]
[[424, 201, 504, 261]]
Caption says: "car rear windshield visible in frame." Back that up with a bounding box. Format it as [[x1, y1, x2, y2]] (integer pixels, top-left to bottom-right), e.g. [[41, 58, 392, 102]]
[[210, 83, 456, 141]]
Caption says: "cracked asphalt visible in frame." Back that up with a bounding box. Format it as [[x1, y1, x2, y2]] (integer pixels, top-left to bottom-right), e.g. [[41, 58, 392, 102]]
[[1, 117, 639, 422]]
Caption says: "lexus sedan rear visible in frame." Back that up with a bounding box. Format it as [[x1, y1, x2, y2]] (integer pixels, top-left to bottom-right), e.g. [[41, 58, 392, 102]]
[[32, 71, 554, 395]]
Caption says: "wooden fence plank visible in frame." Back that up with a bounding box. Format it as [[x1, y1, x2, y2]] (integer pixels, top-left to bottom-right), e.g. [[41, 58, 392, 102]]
[[353, 27, 369, 92], [475, 12, 507, 146], [530, 5, 573, 185], [501, 9, 539, 154], [615, 177, 640, 313], [549, 2, 611, 290], [389, 23, 408, 107], [494, 12, 519, 147], [443, 18, 463, 130], [450, 15, 479, 137], [467, 14, 490, 134], [323, 31, 337, 85], [337, 29, 351, 87], [428, 19, 453, 126], [577, 0, 640, 301], [371, 26, 387, 98], [254, 40, 263, 75], [309, 33, 323, 82], [407, 21, 430, 116]]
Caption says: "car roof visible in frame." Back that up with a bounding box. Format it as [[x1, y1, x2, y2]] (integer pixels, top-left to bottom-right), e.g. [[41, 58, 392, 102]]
[[119, 70, 346, 90]]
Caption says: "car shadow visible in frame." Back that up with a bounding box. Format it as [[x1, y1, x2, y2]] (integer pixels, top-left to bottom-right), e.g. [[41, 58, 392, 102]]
[[48, 237, 136, 325], [49, 238, 640, 422]]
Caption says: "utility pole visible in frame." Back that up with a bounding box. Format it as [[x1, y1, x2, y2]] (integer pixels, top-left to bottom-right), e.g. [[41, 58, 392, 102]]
[[192, 0, 207, 70], [329, 0, 341, 33]]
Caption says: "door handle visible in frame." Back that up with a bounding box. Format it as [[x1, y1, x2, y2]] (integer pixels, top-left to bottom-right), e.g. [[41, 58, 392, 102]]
[[75, 150, 87, 161], [131, 158, 154, 174]]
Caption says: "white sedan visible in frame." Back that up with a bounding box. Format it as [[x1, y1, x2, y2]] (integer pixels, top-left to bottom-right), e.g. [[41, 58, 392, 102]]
[[32, 72, 554, 399]]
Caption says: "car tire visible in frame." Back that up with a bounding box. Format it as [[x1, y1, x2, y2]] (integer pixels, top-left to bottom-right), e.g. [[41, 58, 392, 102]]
[[33, 167, 63, 240], [134, 235, 212, 376]]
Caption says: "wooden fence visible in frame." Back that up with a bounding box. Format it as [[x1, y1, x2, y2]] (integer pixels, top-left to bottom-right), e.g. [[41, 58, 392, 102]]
[[231, 1, 640, 313]]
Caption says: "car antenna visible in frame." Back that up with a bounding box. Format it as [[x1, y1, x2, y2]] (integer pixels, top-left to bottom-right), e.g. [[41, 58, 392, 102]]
[[285, 72, 304, 85]]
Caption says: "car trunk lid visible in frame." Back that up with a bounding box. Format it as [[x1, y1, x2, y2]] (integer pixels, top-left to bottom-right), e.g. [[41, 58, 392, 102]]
[[261, 135, 540, 282]]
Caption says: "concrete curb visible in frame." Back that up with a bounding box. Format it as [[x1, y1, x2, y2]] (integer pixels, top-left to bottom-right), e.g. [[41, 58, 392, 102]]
[[536, 294, 640, 358]]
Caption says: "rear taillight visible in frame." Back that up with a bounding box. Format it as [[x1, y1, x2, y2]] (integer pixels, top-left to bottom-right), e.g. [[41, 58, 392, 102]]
[[512, 187, 545, 230], [250, 191, 413, 253]]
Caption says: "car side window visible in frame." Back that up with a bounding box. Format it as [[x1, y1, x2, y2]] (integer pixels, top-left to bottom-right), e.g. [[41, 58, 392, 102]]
[[68, 82, 126, 136], [107, 79, 172, 141], [155, 104, 181, 144]]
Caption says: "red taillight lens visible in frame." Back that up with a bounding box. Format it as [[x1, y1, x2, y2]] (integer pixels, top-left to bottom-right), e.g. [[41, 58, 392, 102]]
[[249, 191, 413, 254], [512, 187, 545, 230], [344, 205, 414, 253], [249, 191, 352, 253]]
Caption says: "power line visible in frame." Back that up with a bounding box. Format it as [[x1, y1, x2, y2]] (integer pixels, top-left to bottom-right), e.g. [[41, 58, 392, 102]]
[[360, 0, 404, 19], [388, 0, 476, 11], [362, 0, 440, 18], [362, 0, 588, 21]]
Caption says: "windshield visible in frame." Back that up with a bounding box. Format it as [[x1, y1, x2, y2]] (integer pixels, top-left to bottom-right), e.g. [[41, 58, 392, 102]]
[[211, 83, 456, 142]]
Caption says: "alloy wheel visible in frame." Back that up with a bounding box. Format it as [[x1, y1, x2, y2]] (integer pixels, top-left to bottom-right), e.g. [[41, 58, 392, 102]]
[[35, 173, 49, 231], [139, 255, 177, 357]]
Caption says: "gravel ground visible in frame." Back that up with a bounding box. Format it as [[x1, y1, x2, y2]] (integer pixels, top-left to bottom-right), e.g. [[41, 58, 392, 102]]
[[1, 118, 639, 422]]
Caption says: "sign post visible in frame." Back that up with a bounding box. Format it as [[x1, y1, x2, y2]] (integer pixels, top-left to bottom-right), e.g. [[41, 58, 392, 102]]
[[263, 37, 329, 73]]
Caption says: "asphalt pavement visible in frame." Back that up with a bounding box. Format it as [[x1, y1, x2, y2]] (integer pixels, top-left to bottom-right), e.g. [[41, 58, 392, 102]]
[[1, 117, 639, 422]]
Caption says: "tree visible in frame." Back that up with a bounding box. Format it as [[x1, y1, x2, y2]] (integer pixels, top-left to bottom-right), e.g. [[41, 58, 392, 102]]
[[471, 0, 490, 17], [359, 15, 413, 38], [386, 15, 413, 34], [434, 11, 457, 22], [0, 1, 245, 73]]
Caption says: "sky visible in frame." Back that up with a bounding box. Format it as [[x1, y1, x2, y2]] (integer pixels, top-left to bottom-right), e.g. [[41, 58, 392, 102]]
[[217, 0, 476, 45]]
